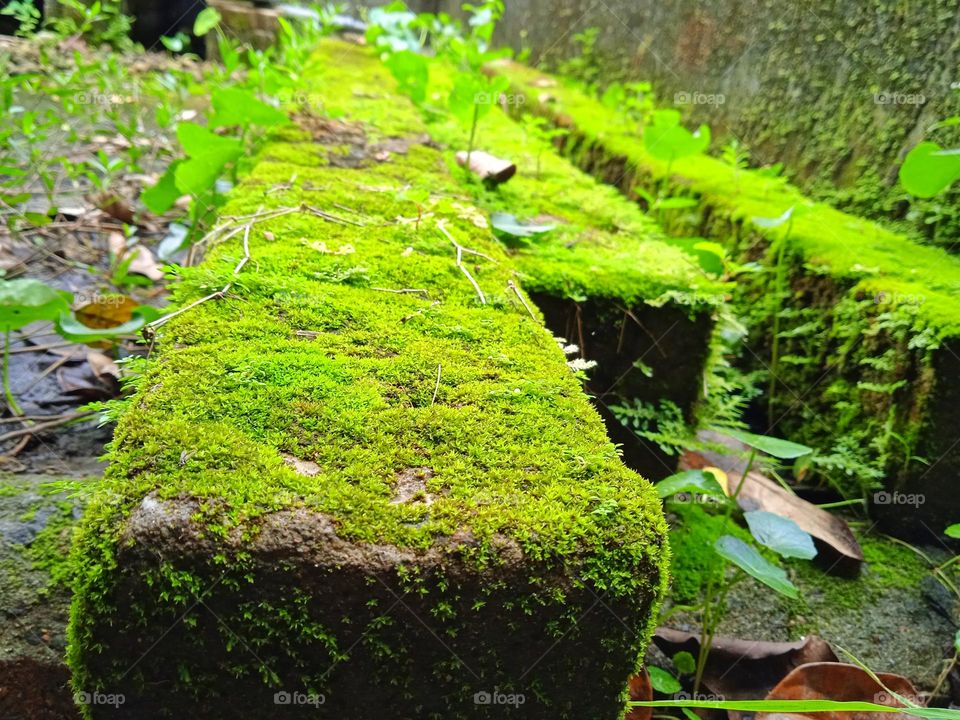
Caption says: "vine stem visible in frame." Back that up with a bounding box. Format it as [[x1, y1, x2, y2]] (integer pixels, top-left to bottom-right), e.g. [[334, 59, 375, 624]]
[[2, 329, 23, 417]]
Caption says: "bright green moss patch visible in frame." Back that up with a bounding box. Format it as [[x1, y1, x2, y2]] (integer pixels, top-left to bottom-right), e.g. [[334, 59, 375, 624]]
[[494, 60, 960, 338], [305, 40, 724, 310]]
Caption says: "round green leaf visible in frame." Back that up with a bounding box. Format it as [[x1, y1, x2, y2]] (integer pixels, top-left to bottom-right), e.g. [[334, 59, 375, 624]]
[[744, 510, 817, 559], [646, 666, 682, 695], [655, 469, 727, 500], [193, 7, 222, 37], [944, 524, 960, 539], [899, 142, 960, 198]]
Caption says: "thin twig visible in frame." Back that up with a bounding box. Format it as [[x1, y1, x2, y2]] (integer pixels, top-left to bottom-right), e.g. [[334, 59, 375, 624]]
[[431, 364, 442, 405], [401, 301, 440, 323], [0, 411, 95, 444], [436, 220, 486, 304], [372, 287, 429, 298], [8, 342, 73, 355], [144, 212, 258, 337], [507, 280, 537, 321], [305, 204, 362, 227]]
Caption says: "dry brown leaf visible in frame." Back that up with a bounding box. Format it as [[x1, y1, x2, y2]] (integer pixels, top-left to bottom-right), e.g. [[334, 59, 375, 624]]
[[625, 669, 652, 720], [757, 662, 922, 720], [86, 351, 120, 380], [126, 245, 164, 281], [75, 296, 137, 329], [653, 629, 838, 703]]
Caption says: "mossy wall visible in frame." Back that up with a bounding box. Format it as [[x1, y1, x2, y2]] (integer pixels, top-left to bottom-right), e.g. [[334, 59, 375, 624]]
[[491, 58, 960, 538], [414, 0, 960, 247], [67, 41, 673, 720]]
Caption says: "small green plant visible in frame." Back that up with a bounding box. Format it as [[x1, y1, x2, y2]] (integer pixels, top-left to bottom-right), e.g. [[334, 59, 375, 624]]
[[558, 27, 602, 89], [1, 0, 40, 37], [751, 205, 810, 424], [657, 428, 814, 692], [521, 114, 568, 178]]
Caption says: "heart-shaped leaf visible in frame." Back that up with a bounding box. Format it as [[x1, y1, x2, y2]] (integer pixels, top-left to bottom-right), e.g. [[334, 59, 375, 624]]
[[714, 534, 799, 599], [210, 88, 290, 128], [193, 7, 222, 36], [745, 510, 817, 559], [656, 469, 727, 500], [719, 428, 813, 459]]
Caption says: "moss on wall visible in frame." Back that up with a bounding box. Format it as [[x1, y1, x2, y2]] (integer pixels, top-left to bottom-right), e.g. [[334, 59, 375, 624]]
[[67, 42, 675, 720], [492, 58, 960, 535]]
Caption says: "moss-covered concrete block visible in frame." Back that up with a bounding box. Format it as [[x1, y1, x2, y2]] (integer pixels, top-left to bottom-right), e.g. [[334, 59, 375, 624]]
[[304, 40, 724, 479], [67, 53, 670, 719], [492, 59, 960, 537]]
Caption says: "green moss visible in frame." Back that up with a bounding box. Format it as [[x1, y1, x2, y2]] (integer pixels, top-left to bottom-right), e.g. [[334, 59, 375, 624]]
[[68, 43, 671, 712], [495, 59, 960, 339], [306, 41, 724, 310]]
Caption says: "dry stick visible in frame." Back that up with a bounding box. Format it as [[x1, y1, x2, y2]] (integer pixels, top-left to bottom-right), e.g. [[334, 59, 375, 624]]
[[436, 221, 487, 304], [372, 287, 430, 298], [507, 280, 537, 321], [616, 304, 667, 357], [8, 342, 73, 355], [33, 348, 81, 384], [305, 205, 361, 227], [431, 364, 442, 405], [0, 412, 79, 424], [145, 220, 255, 336], [401, 301, 440, 324], [0, 411, 95, 444]]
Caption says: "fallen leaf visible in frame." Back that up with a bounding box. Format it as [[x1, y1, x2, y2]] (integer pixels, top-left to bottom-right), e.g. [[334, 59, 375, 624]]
[[86, 351, 120, 380], [98, 195, 135, 224], [126, 245, 165, 281], [682, 430, 863, 570], [625, 668, 652, 720], [653, 629, 837, 702], [75, 295, 138, 328], [757, 662, 922, 720]]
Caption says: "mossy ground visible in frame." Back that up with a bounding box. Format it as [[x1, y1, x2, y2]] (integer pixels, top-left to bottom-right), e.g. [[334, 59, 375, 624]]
[[67, 42, 672, 717]]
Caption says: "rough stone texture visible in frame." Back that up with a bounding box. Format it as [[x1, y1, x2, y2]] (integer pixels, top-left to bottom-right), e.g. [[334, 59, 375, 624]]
[[79, 495, 655, 718]]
